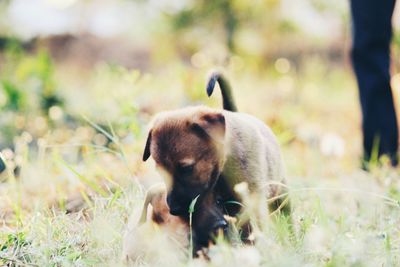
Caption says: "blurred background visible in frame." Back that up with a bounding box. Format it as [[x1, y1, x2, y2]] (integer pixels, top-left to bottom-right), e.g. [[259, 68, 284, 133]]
[[2, 0, 400, 203], [1, 1, 400, 265], [3, 0, 400, 202]]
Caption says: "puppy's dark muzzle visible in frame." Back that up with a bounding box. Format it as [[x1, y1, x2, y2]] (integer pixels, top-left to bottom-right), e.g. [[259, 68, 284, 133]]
[[167, 194, 188, 215], [169, 206, 186, 216], [212, 219, 228, 236]]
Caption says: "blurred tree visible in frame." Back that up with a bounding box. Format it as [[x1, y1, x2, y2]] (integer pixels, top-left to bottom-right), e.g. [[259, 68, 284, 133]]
[[165, 0, 298, 61], [170, 0, 240, 52], [1, 80, 26, 111], [0, 41, 64, 146]]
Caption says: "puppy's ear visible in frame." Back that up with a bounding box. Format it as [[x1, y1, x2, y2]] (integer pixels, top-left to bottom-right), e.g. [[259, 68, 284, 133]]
[[143, 130, 152, 161], [139, 184, 165, 224], [191, 112, 225, 143]]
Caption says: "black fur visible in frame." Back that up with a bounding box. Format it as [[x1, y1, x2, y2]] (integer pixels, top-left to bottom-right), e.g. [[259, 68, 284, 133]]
[[206, 72, 238, 112], [142, 130, 152, 161]]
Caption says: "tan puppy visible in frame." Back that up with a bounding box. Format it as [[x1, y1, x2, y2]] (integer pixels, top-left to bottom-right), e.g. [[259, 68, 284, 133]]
[[122, 184, 189, 263], [122, 183, 229, 261], [142, 72, 289, 243]]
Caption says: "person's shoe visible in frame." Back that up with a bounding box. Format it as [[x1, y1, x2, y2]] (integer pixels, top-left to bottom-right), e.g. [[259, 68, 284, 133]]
[[390, 153, 399, 167], [361, 152, 398, 171]]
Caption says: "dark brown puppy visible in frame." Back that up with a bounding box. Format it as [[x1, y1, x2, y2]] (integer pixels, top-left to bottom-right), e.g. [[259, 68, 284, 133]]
[[141, 183, 228, 251], [143, 72, 289, 244]]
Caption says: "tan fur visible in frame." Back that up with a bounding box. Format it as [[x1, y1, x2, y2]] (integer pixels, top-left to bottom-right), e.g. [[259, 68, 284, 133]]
[[122, 182, 229, 261], [139, 72, 290, 252], [222, 110, 286, 205], [122, 184, 189, 263], [150, 107, 225, 187], [144, 105, 287, 233], [150, 106, 285, 190]]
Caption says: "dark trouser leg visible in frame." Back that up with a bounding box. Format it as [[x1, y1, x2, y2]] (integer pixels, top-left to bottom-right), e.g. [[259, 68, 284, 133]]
[[350, 0, 399, 165]]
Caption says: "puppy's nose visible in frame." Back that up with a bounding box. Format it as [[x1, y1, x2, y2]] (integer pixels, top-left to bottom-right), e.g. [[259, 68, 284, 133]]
[[212, 219, 228, 234], [169, 205, 184, 216], [167, 195, 184, 215]]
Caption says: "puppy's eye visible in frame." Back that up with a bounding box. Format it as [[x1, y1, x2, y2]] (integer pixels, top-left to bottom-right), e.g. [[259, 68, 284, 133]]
[[178, 164, 194, 174]]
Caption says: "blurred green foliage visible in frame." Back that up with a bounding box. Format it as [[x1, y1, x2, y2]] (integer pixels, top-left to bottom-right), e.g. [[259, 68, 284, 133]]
[[2, 41, 63, 111], [0, 42, 63, 146]]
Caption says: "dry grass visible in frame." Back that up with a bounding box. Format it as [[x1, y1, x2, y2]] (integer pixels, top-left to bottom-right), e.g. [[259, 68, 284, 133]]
[[1, 58, 400, 267]]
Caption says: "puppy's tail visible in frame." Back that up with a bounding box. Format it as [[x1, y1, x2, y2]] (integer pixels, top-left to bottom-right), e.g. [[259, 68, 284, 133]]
[[206, 72, 238, 112]]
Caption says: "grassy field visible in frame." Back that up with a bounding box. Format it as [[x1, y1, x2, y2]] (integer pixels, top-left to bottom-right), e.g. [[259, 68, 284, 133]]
[[0, 45, 399, 267], [1, 0, 400, 260]]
